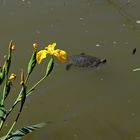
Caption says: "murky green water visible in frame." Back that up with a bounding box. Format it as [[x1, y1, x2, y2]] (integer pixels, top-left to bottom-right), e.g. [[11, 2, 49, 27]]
[[1, 0, 140, 139]]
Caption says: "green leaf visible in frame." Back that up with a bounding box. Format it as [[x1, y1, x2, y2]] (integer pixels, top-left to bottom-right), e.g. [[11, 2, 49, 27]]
[[0, 123, 46, 140], [3, 81, 12, 100], [27, 50, 37, 75], [20, 84, 26, 112], [1, 84, 27, 140], [0, 105, 6, 121], [45, 57, 54, 77], [0, 63, 6, 85]]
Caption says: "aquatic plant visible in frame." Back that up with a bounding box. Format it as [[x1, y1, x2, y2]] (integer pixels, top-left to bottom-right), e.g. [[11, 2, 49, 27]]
[[0, 41, 67, 140]]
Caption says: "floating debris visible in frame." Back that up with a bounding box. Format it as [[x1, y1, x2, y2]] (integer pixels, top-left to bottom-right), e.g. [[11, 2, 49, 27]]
[[79, 17, 84, 20], [133, 68, 140, 72], [96, 43, 101, 47], [113, 41, 117, 44], [132, 48, 136, 55], [100, 78, 104, 81], [21, 0, 31, 5], [136, 20, 140, 24]]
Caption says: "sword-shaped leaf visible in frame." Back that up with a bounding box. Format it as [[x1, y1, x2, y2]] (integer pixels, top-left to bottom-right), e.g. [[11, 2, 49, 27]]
[[0, 105, 6, 121], [45, 57, 54, 77], [0, 123, 46, 140]]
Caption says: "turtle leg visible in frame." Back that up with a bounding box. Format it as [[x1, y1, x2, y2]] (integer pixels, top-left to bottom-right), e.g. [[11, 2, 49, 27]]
[[66, 64, 73, 71], [94, 59, 101, 67]]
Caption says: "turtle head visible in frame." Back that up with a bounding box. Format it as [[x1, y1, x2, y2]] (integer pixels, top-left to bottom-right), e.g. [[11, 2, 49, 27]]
[[100, 58, 107, 63]]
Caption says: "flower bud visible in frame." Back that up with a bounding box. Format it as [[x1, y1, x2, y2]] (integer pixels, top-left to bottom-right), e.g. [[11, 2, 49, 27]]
[[20, 69, 24, 85], [9, 73, 16, 80], [11, 44, 15, 51], [33, 43, 38, 49]]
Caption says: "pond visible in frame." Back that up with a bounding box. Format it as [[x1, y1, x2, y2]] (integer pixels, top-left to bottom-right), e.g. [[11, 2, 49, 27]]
[[0, 0, 140, 140]]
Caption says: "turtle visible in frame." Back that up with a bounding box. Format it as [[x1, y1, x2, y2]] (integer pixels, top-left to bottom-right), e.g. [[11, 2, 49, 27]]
[[66, 53, 107, 70]]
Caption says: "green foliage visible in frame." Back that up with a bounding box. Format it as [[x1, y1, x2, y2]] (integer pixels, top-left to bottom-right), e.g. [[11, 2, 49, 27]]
[[27, 49, 37, 76], [0, 64, 6, 85], [0, 123, 46, 140], [3, 81, 12, 100], [0, 105, 6, 122], [0, 40, 66, 140], [46, 56, 54, 77]]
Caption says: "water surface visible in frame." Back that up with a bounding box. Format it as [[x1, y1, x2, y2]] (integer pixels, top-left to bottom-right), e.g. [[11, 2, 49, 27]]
[[0, 0, 140, 140]]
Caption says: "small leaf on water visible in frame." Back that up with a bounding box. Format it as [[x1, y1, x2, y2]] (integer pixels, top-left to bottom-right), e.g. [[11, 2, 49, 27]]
[[0, 123, 46, 140]]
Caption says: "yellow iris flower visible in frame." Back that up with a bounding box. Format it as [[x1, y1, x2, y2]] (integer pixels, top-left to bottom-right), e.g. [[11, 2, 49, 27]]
[[36, 43, 67, 64]]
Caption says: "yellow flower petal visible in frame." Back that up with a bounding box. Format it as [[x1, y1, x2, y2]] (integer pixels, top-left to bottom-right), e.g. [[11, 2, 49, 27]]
[[45, 43, 56, 55], [55, 50, 67, 63], [37, 42, 67, 64], [53, 49, 60, 56], [36, 50, 48, 64]]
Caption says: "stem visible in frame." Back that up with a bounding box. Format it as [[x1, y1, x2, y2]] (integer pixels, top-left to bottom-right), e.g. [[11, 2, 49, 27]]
[[3, 122, 16, 140], [0, 75, 47, 130], [2, 102, 24, 140], [26, 75, 46, 95], [0, 115, 5, 131], [0, 94, 19, 131], [24, 73, 30, 84], [0, 74, 9, 130]]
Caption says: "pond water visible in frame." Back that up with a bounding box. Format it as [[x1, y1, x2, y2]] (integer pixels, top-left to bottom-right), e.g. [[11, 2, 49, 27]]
[[0, 0, 140, 140]]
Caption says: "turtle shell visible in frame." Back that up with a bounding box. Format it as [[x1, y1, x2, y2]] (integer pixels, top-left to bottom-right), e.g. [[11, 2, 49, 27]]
[[69, 54, 100, 67], [66, 53, 106, 70]]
